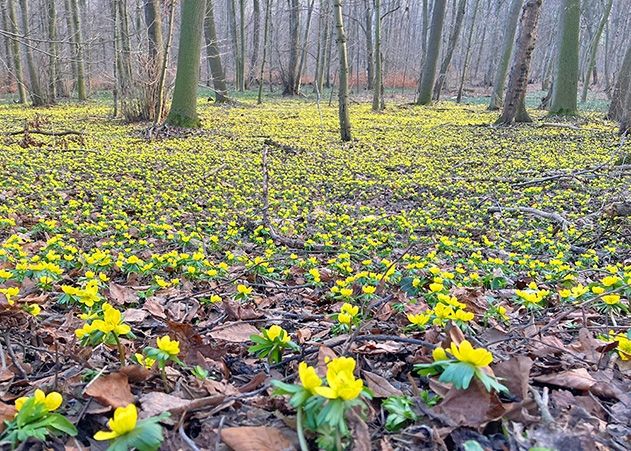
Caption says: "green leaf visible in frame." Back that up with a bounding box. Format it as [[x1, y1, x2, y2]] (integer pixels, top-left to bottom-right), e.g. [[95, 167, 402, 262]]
[[462, 440, 485, 451], [46, 414, 78, 436], [438, 362, 475, 390]]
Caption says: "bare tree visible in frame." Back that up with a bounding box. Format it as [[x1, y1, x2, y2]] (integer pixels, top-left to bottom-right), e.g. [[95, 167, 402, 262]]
[[433, 0, 466, 101], [204, 0, 229, 102], [549, 0, 580, 115], [416, 0, 447, 105], [6, 0, 27, 103], [496, 0, 542, 125], [332, 0, 351, 140]]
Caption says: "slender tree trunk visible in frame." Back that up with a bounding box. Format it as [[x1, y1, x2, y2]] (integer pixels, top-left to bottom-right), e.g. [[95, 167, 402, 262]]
[[332, 0, 351, 141], [7, 0, 27, 103], [248, 0, 261, 84], [155, 0, 176, 123], [166, 0, 206, 127], [69, 0, 87, 99], [620, 82, 631, 134], [257, 0, 272, 103], [238, 0, 245, 90], [283, 0, 301, 95], [371, 0, 383, 110], [580, 0, 612, 103], [365, 0, 373, 90], [488, 0, 522, 110], [19, 0, 45, 105], [204, 0, 229, 102], [143, 0, 164, 120], [416, 0, 446, 105], [295, 0, 316, 93], [549, 0, 580, 115], [47, 0, 59, 102], [496, 0, 542, 125], [0, 5, 12, 87], [608, 43, 631, 121], [456, 0, 480, 103], [227, 0, 240, 88], [433, 0, 466, 100]]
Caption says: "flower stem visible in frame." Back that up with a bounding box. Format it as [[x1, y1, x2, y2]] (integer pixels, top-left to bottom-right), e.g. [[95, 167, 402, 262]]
[[113, 334, 126, 367], [160, 363, 171, 393], [296, 408, 309, 451]]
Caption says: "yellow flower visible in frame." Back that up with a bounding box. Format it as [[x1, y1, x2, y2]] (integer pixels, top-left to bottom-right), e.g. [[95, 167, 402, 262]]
[[266, 325, 290, 343], [26, 304, 41, 316], [134, 353, 156, 369], [94, 403, 137, 441], [340, 303, 358, 317], [591, 286, 605, 295], [449, 340, 493, 368], [608, 332, 631, 360], [340, 287, 353, 298], [91, 303, 131, 336], [454, 309, 474, 322], [236, 284, 253, 295], [338, 313, 352, 324], [157, 335, 180, 357], [298, 362, 322, 393], [308, 268, 321, 283], [362, 285, 376, 295], [601, 276, 620, 287], [15, 389, 63, 412], [602, 294, 621, 305], [407, 312, 431, 326], [314, 357, 363, 401], [429, 282, 444, 292], [62, 285, 79, 296], [432, 347, 448, 361], [209, 294, 222, 303]]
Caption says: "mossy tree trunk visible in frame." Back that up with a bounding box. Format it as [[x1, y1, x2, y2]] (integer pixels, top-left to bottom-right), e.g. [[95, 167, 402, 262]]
[[620, 83, 631, 135], [166, 0, 206, 128], [549, 0, 580, 115], [415, 0, 446, 105], [433, 0, 466, 101], [496, 0, 542, 125], [204, 0, 229, 102], [608, 43, 631, 122], [143, 0, 164, 121], [7, 0, 26, 103], [371, 0, 384, 111], [283, 0, 301, 95], [19, 0, 45, 106], [488, 0, 522, 110], [69, 0, 87, 100], [332, 0, 351, 141]]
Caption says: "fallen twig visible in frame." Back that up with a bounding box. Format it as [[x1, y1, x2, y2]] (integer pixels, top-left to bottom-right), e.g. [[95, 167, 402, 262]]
[[488, 206, 570, 231]]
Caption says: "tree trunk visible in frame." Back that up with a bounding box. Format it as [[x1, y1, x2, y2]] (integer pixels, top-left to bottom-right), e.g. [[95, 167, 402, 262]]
[[295, 0, 316, 93], [332, 0, 351, 141], [549, 0, 580, 115], [226, 0, 240, 88], [620, 81, 631, 134], [365, 0, 373, 90], [69, 0, 87, 100], [6, 0, 26, 103], [415, 0, 446, 105], [166, 0, 206, 127], [143, 0, 164, 120], [18, 0, 45, 105], [155, 0, 176, 123], [238, 0, 246, 90], [204, 0, 229, 102], [496, 0, 542, 125], [257, 0, 272, 103], [456, 0, 480, 103], [371, 0, 383, 110], [283, 0, 301, 95], [248, 0, 261, 84], [47, 0, 60, 102], [608, 43, 631, 121], [488, 0, 522, 110], [433, 0, 466, 101], [580, 0, 612, 103]]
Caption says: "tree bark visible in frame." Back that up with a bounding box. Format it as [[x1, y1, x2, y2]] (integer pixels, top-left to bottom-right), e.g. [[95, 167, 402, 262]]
[[488, 0, 522, 110], [226, 0, 240, 89], [248, 0, 261, 84], [155, 0, 176, 123], [371, 0, 383, 110], [204, 0, 229, 102], [69, 0, 87, 100], [364, 0, 373, 91], [456, 0, 480, 103], [332, 0, 351, 141], [620, 80, 631, 134], [143, 0, 164, 120], [18, 0, 45, 105], [283, 0, 301, 95], [238, 0, 246, 90], [580, 0, 612, 103], [295, 0, 316, 93], [166, 0, 206, 127], [257, 0, 272, 103], [496, 0, 542, 125], [549, 0, 580, 115], [415, 0, 446, 105], [608, 43, 631, 121], [7, 0, 26, 103], [433, 0, 466, 101], [47, 0, 60, 102]]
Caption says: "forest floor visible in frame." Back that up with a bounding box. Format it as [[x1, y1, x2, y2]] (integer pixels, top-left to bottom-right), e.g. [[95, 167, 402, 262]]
[[0, 98, 630, 450]]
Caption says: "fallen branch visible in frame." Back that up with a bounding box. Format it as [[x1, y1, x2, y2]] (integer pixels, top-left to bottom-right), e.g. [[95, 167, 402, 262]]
[[3, 129, 83, 137], [488, 206, 570, 231], [537, 122, 580, 130]]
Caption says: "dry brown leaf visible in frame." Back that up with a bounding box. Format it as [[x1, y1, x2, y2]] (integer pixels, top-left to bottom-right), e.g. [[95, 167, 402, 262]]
[[122, 308, 148, 323], [350, 410, 371, 451], [317, 345, 337, 377], [85, 372, 134, 408], [0, 402, 16, 433], [221, 426, 294, 451], [108, 282, 138, 305], [362, 371, 403, 398], [493, 356, 532, 400], [144, 298, 167, 319], [140, 392, 191, 419], [534, 368, 596, 391], [435, 379, 506, 427], [209, 323, 260, 342]]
